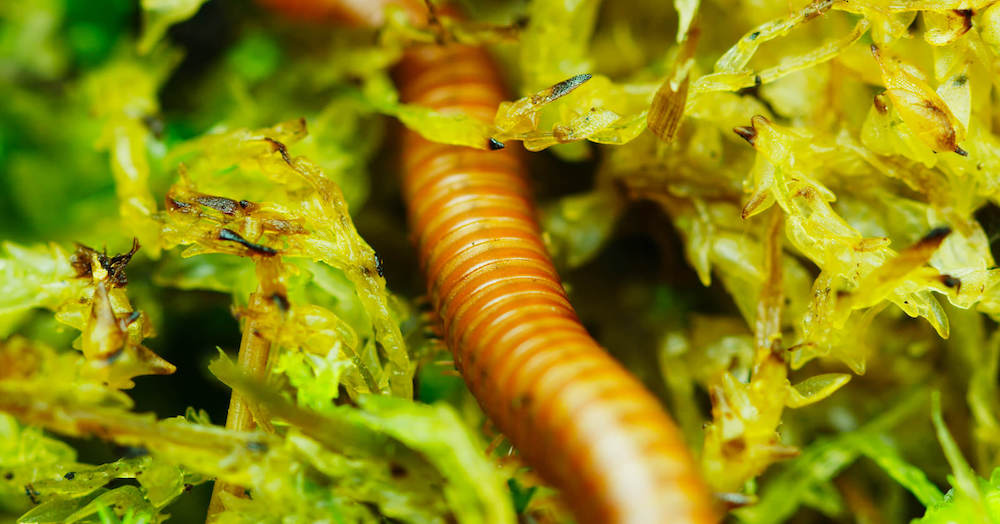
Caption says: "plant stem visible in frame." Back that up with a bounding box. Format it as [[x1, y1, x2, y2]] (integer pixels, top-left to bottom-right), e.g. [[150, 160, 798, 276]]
[[205, 257, 286, 521]]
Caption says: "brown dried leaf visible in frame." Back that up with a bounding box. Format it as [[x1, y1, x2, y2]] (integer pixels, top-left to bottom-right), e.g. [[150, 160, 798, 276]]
[[648, 77, 690, 144], [871, 45, 966, 154], [923, 10, 972, 46]]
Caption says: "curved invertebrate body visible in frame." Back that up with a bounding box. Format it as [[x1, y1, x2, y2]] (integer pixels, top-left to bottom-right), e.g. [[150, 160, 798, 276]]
[[397, 42, 716, 524], [265, 1, 716, 522]]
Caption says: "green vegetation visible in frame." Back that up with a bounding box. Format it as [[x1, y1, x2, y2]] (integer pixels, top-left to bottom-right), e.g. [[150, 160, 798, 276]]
[[3, 0, 1000, 522]]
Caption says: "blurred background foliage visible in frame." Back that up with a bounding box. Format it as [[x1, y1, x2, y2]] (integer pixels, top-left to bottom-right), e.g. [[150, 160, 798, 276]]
[[3, 0, 1000, 522]]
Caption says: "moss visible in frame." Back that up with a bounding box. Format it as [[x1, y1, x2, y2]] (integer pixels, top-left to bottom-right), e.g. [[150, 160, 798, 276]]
[[3, 0, 1000, 522]]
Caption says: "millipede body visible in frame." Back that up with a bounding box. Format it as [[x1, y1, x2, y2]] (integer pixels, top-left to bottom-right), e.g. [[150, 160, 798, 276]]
[[396, 34, 716, 524], [261, 1, 717, 521]]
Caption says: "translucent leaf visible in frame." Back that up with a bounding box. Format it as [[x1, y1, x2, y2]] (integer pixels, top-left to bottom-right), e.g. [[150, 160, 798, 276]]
[[713, 0, 835, 74], [983, 4, 1000, 51], [923, 10, 972, 46], [871, 45, 967, 155], [62, 486, 156, 523], [363, 73, 494, 150], [785, 373, 852, 408], [17, 491, 105, 524]]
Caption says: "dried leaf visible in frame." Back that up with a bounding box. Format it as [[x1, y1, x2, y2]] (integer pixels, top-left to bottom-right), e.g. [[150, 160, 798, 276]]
[[871, 45, 966, 154]]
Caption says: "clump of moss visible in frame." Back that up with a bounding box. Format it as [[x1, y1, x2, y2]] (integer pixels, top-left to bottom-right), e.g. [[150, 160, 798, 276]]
[[3, 0, 1000, 523]]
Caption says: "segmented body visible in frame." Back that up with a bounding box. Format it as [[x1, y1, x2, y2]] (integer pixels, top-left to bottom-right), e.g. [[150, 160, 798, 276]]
[[266, 2, 716, 522], [398, 40, 715, 524]]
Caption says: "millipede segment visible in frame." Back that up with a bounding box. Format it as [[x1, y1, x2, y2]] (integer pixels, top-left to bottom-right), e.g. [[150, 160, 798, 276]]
[[398, 41, 717, 524]]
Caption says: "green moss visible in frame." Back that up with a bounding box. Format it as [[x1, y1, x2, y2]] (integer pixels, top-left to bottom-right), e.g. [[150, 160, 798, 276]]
[[3, 0, 1000, 522]]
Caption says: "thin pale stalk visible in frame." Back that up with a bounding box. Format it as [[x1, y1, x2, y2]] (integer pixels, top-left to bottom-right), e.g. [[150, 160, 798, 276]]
[[206, 257, 286, 521]]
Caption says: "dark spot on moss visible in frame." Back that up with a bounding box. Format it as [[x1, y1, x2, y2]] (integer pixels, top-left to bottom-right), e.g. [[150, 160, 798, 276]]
[[955, 9, 973, 31], [218, 228, 277, 256], [166, 195, 192, 211], [264, 137, 292, 165], [24, 484, 39, 504], [3, 472, 12, 480], [733, 125, 757, 146], [271, 291, 290, 312], [106, 238, 140, 287], [64, 472, 75, 480], [975, 202, 1000, 262], [70, 247, 94, 278], [722, 437, 746, 457], [873, 92, 888, 114], [104, 347, 124, 364], [940, 274, 961, 292], [70, 239, 140, 287], [389, 463, 408, 478], [920, 226, 952, 246], [142, 115, 165, 138], [121, 446, 149, 458]]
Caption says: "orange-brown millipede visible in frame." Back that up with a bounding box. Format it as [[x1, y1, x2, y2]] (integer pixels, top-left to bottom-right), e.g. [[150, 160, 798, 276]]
[[267, 2, 717, 522]]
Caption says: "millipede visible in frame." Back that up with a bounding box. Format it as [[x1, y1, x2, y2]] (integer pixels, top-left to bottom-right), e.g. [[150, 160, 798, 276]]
[[266, 1, 718, 522]]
